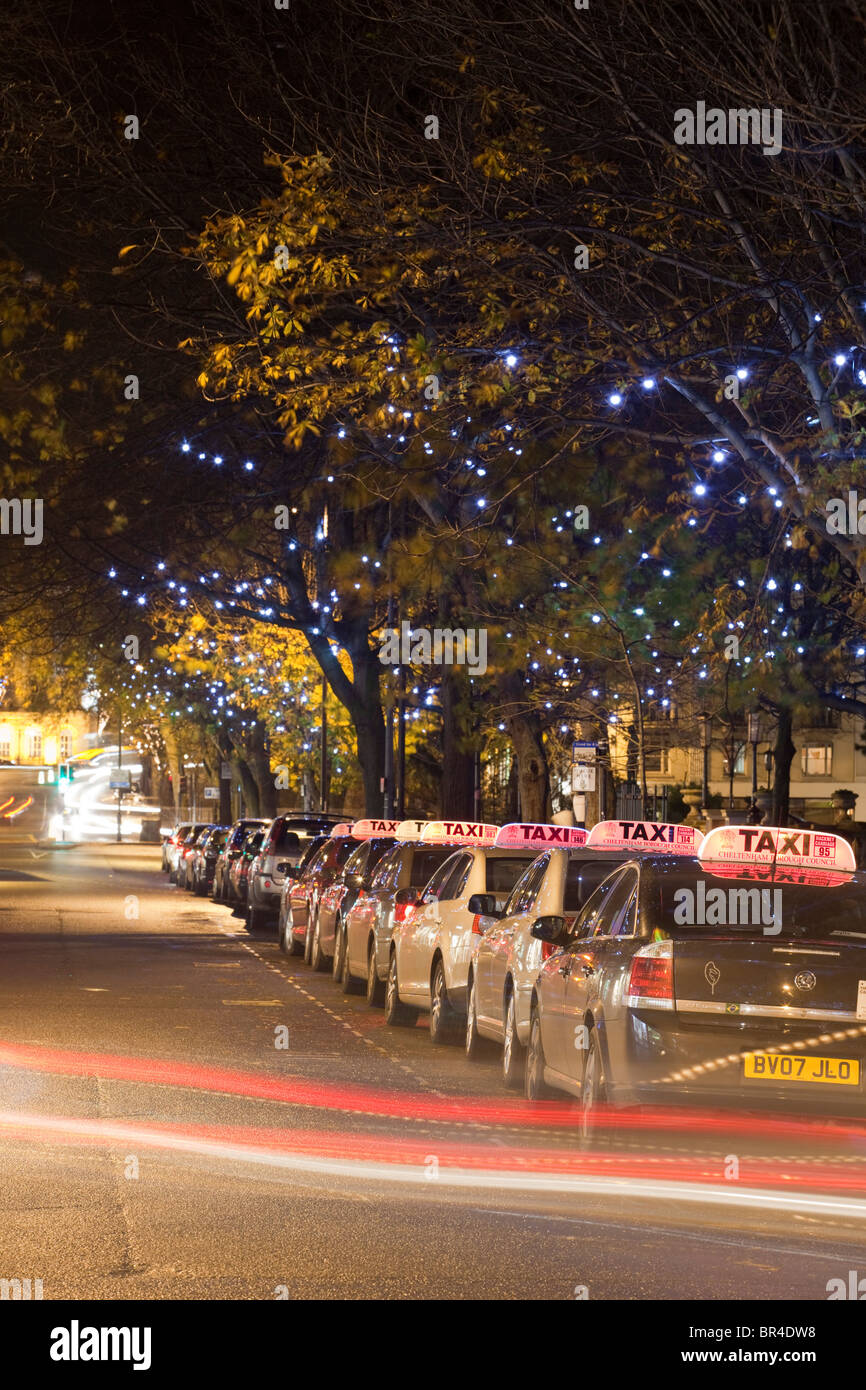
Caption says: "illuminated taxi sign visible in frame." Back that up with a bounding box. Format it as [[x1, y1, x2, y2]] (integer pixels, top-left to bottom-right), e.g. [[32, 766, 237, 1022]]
[[351, 819, 399, 839], [700, 825, 856, 873], [585, 820, 704, 852], [419, 820, 500, 846], [394, 819, 430, 841], [328, 822, 354, 838], [494, 822, 588, 849]]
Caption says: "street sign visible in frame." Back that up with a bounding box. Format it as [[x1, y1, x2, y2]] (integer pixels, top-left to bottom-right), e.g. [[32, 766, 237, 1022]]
[[572, 741, 598, 763], [203, 786, 219, 800], [109, 773, 131, 790], [572, 764, 596, 792], [220, 762, 232, 779]]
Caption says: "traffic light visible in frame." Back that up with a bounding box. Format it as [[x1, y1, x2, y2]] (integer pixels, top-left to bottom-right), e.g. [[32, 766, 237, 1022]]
[[58, 762, 75, 784]]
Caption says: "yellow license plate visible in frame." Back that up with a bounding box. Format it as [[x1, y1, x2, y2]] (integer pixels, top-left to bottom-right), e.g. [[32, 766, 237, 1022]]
[[743, 1053, 860, 1085]]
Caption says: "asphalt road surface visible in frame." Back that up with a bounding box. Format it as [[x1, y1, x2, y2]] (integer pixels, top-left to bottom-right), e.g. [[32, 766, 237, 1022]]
[[0, 841, 864, 1301]]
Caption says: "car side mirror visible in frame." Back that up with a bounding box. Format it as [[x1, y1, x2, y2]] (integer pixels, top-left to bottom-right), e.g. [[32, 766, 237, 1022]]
[[468, 893, 500, 919], [394, 887, 420, 907], [345, 871, 366, 890], [277, 863, 298, 878], [530, 915, 567, 943]]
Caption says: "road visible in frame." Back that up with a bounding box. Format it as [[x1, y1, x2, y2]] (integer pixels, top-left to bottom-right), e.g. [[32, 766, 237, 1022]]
[[0, 841, 864, 1301]]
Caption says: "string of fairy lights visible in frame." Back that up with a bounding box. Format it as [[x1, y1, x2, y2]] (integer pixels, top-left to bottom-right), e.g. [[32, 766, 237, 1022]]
[[99, 322, 866, 778]]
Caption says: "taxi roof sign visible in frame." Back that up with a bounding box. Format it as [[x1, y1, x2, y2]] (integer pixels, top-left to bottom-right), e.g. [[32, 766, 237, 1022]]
[[351, 818, 399, 839], [393, 819, 430, 841], [419, 820, 500, 846], [700, 824, 856, 873], [494, 822, 588, 849], [328, 822, 354, 838], [585, 820, 704, 853]]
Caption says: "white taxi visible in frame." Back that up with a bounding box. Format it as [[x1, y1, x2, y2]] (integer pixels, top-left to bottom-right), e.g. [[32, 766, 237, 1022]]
[[388, 820, 568, 1043], [468, 820, 704, 1086]]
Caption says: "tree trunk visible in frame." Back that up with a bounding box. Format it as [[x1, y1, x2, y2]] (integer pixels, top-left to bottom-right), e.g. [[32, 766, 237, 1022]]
[[772, 706, 796, 825], [498, 671, 551, 821], [249, 720, 276, 817], [440, 666, 475, 818], [234, 756, 259, 816]]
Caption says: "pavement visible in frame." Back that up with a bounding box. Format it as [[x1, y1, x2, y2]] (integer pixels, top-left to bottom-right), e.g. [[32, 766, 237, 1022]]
[[0, 841, 864, 1300]]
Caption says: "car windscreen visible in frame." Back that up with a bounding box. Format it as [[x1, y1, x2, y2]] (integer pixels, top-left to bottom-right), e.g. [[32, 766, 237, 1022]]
[[485, 857, 534, 894], [408, 846, 456, 887], [654, 866, 866, 939]]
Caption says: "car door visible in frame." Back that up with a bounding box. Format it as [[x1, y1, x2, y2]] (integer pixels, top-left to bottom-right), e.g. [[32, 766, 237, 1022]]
[[437, 852, 478, 995], [399, 853, 464, 998], [484, 856, 548, 1026], [542, 869, 632, 1075], [558, 868, 639, 1084]]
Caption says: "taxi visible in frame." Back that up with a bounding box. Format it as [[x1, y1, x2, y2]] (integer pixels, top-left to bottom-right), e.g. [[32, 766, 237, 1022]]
[[388, 821, 561, 1042], [281, 824, 357, 960], [525, 824, 866, 1128], [467, 821, 700, 1085], [341, 821, 465, 1005], [312, 820, 398, 975]]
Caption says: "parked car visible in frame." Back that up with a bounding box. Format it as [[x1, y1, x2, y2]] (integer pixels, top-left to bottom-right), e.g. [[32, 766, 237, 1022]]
[[467, 821, 696, 1086], [163, 823, 192, 877], [276, 835, 331, 953], [171, 824, 212, 885], [190, 826, 229, 896], [280, 831, 358, 959], [314, 834, 396, 976], [230, 828, 266, 912], [245, 815, 340, 932], [212, 819, 268, 902], [388, 823, 543, 1042], [524, 824, 864, 1131], [342, 831, 464, 1005]]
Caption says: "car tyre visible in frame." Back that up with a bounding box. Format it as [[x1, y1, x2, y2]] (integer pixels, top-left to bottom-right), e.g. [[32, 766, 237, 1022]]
[[579, 1031, 605, 1141], [525, 1006, 556, 1101], [430, 959, 459, 1045], [366, 940, 385, 1007], [340, 929, 362, 995], [502, 989, 525, 1089], [465, 972, 485, 1061], [385, 953, 416, 1027], [310, 912, 327, 972]]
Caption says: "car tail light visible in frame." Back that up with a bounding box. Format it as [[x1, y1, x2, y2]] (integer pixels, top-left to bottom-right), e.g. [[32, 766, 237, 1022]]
[[394, 900, 415, 924], [623, 940, 674, 1010], [541, 941, 557, 961]]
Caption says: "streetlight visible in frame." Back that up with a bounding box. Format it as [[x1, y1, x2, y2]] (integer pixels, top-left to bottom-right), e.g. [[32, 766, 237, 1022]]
[[699, 712, 711, 814]]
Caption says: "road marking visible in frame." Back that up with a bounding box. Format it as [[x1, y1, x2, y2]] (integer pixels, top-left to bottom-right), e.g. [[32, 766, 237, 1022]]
[[220, 1000, 284, 1007]]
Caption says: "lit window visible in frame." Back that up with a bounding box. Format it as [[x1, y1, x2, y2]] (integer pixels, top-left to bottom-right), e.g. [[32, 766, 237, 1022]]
[[59, 733, 72, 759], [27, 732, 42, 760], [801, 745, 832, 777]]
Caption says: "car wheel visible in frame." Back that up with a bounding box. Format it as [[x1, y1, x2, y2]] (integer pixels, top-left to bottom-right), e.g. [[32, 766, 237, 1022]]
[[331, 921, 344, 980], [340, 929, 362, 995], [303, 907, 315, 965], [366, 940, 385, 1007], [525, 1006, 556, 1101], [465, 972, 484, 1061], [310, 913, 327, 972], [430, 959, 459, 1045], [579, 1031, 605, 1141], [502, 989, 525, 1090], [385, 952, 416, 1027]]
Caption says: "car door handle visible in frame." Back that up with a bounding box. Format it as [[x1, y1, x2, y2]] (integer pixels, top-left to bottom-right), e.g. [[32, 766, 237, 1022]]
[[558, 960, 571, 978]]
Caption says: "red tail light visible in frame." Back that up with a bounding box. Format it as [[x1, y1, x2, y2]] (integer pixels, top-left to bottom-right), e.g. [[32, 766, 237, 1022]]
[[394, 901, 414, 924], [624, 942, 674, 1008], [541, 941, 556, 961]]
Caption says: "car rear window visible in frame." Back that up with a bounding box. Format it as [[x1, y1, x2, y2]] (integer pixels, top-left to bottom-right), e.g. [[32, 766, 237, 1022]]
[[485, 857, 533, 893], [409, 847, 456, 887], [655, 869, 866, 939], [564, 858, 624, 911]]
